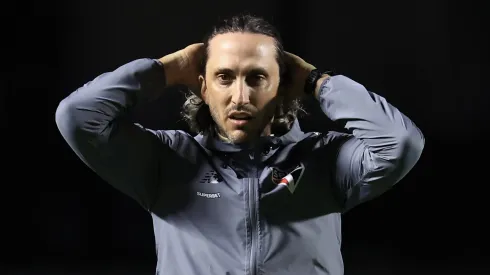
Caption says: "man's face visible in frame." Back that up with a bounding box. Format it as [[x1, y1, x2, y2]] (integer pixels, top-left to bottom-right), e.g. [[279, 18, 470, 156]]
[[200, 32, 281, 144]]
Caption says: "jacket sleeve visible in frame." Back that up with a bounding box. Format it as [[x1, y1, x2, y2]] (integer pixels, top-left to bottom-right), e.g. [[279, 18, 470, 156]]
[[317, 75, 425, 212], [55, 58, 180, 211]]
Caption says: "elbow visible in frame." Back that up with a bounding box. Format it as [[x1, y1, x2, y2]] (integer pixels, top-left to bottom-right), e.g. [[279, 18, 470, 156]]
[[55, 97, 76, 138], [55, 94, 98, 145], [402, 126, 425, 160], [55, 88, 118, 150], [365, 128, 424, 187], [360, 127, 425, 189], [392, 126, 425, 173]]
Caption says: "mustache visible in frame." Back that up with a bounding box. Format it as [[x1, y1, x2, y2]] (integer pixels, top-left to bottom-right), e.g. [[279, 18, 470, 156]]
[[226, 104, 258, 115]]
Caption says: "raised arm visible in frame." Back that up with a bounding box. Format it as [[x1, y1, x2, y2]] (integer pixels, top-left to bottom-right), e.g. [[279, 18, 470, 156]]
[[315, 75, 425, 212], [55, 44, 204, 211], [55, 58, 174, 211]]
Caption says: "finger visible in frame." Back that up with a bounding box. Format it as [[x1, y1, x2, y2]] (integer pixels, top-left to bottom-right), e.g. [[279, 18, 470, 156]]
[[185, 43, 205, 57], [187, 43, 204, 49], [284, 51, 301, 61]]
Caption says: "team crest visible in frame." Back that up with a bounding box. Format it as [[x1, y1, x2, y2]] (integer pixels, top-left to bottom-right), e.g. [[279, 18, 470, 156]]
[[271, 163, 305, 194]]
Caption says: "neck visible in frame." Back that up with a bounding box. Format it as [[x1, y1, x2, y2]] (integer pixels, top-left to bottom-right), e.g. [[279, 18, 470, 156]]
[[262, 123, 272, 136], [214, 123, 273, 145]]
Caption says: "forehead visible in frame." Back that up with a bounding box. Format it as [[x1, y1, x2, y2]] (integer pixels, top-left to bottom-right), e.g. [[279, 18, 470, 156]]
[[207, 32, 278, 71]]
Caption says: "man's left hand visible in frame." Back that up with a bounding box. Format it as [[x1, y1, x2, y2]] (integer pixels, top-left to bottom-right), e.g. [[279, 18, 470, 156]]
[[282, 52, 316, 101]]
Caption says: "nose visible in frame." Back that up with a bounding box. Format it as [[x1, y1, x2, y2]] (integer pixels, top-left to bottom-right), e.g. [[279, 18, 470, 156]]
[[231, 79, 251, 106]]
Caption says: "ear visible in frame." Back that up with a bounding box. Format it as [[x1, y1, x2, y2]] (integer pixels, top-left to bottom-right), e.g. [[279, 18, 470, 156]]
[[277, 83, 288, 102], [277, 84, 285, 97], [276, 86, 289, 107], [199, 75, 207, 104]]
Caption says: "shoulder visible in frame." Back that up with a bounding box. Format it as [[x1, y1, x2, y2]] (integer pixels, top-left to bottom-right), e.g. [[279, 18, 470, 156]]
[[321, 131, 352, 145], [302, 130, 353, 150], [132, 123, 194, 149]]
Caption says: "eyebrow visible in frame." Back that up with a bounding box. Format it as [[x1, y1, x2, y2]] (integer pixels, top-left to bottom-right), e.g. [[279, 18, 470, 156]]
[[214, 67, 269, 76]]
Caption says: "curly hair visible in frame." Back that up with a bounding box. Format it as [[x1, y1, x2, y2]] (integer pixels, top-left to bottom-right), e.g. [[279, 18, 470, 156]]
[[181, 13, 303, 135]]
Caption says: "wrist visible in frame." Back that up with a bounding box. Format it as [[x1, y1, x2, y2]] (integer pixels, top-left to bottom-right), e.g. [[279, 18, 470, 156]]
[[303, 68, 325, 96], [313, 74, 331, 99], [158, 54, 183, 86]]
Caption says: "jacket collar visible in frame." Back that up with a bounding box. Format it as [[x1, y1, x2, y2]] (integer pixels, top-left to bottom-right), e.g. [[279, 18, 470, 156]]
[[194, 119, 309, 154]]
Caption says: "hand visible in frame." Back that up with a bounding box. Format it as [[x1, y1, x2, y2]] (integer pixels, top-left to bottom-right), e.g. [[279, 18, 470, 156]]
[[159, 43, 205, 93], [282, 52, 316, 101]]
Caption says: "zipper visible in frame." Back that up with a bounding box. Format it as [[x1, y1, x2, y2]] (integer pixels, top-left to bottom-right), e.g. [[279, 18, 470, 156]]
[[248, 178, 259, 275]]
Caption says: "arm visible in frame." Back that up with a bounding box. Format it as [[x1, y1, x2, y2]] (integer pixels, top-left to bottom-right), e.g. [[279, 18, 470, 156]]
[[55, 58, 180, 211], [315, 75, 425, 212]]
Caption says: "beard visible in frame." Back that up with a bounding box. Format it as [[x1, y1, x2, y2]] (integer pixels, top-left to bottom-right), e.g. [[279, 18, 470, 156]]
[[209, 103, 275, 145]]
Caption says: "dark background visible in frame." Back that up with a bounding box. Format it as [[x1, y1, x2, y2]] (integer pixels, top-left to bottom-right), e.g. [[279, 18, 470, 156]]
[[5, 0, 489, 274]]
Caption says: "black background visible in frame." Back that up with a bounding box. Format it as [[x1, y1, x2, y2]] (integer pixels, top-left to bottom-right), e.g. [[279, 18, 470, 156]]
[[5, 0, 490, 274]]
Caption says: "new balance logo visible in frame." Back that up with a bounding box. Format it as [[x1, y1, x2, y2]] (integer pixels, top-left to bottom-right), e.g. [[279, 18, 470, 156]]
[[199, 171, 222, 184]]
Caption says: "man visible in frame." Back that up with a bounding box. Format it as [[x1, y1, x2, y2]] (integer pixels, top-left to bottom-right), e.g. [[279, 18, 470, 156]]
[[56, 14, 424, 275]]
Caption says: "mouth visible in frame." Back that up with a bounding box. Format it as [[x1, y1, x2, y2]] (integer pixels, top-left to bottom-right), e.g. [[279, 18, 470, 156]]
[[228, 112, 254, 126]]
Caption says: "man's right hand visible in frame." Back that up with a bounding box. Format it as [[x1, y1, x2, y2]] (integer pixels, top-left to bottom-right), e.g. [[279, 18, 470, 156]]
[[158, 43, 205, 94]]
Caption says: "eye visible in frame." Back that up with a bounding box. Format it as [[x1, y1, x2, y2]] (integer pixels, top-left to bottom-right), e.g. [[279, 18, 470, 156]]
[[247, 74, 266, 86], [217, 74, 233, 84]]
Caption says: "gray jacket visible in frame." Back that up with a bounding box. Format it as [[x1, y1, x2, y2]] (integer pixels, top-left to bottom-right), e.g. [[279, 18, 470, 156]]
[[55, 58, 425, 275]]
